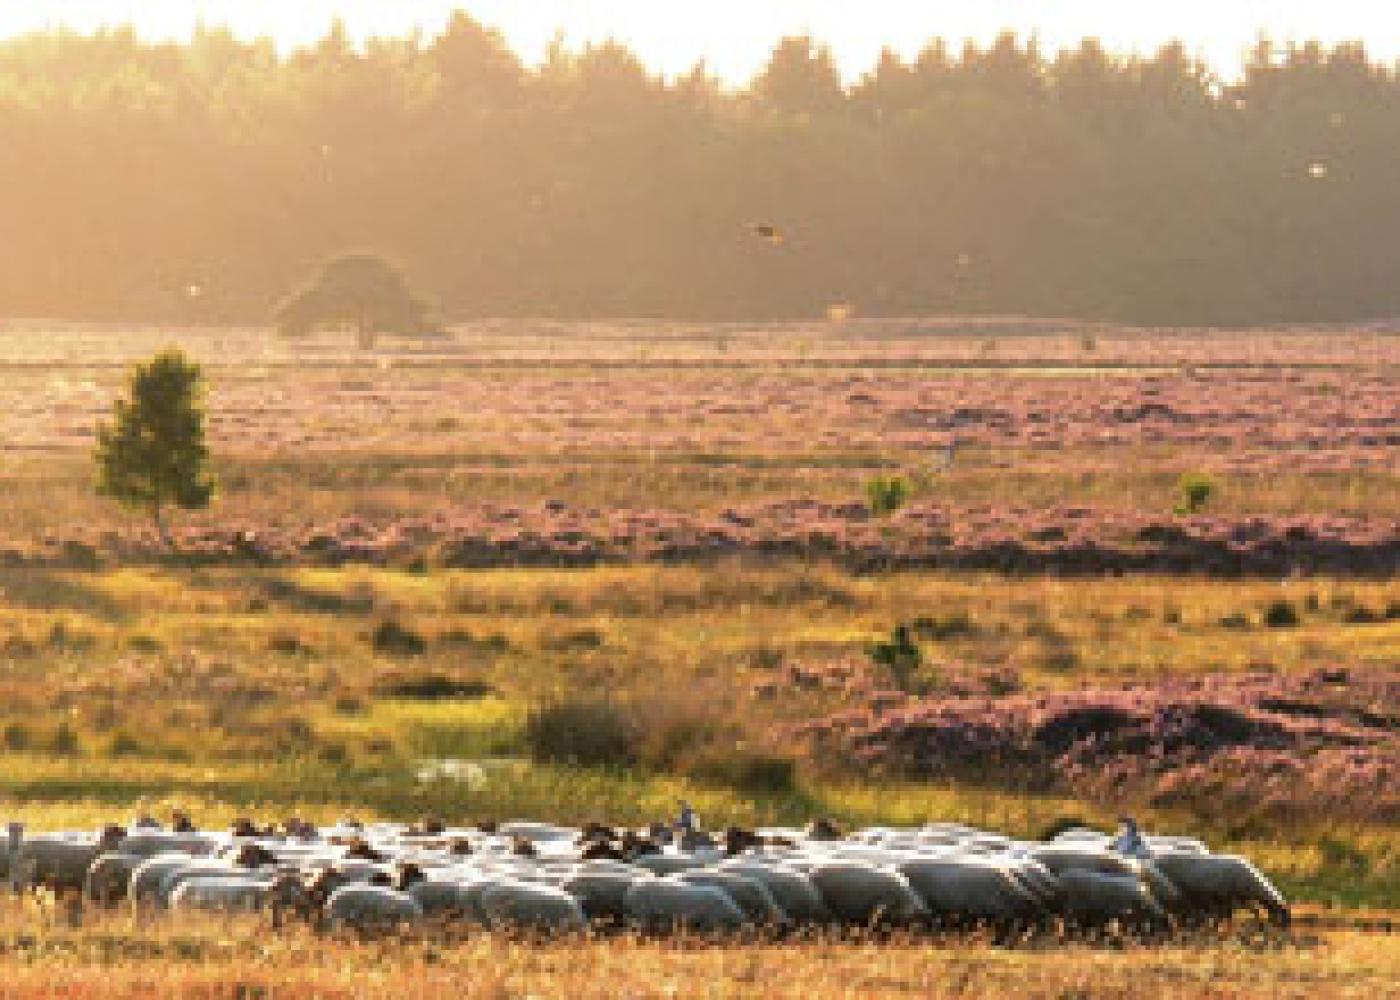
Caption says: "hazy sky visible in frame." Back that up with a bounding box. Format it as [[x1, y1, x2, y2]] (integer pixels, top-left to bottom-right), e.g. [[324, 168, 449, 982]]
[[0, 2, 1394, 83]]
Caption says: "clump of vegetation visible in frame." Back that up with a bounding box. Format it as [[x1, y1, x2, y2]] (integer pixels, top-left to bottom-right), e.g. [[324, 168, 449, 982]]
[[865, 475, 909, 517], [275, 253, 439, 349], [1174, 472, 1216, 515], [686, 746, 796, 794], [911, 612, 977, 640], [869, 623, 921, 690], [94, 349, 215, 547], [523, 698, 636, 768], [1263, 600, 1301, 628], [376, 673, 493, 700], [370, 620, 427, 657]]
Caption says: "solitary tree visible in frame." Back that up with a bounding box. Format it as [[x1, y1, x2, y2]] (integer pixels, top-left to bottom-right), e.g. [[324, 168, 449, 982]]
[[95, 349, 215, 547], [275, 253, 438, 349]]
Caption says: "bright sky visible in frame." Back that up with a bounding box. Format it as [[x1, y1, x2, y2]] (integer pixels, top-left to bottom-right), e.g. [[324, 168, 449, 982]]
[[0, 1, 1394, 84]]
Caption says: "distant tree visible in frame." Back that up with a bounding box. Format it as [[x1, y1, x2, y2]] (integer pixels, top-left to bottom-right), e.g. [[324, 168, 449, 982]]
[[94, 349, 215, 548], [752, 36, 845, 118], [275, 253, 438, 349]]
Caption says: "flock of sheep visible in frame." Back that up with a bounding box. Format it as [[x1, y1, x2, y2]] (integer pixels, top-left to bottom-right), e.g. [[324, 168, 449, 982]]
[[1, 814, 1291, 937]]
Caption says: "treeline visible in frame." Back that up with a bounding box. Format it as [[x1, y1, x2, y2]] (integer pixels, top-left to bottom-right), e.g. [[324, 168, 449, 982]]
[[2, 15, 1399, 325]]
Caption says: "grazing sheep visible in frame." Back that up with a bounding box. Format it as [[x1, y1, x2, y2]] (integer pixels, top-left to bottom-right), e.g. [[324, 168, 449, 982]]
[[131, 854, 210, 911], [1055, 868, 1167, 926], [407, 879, 482, 921], [896, 857, 1046, 923], [561, 869, 645, 921], [630, 852, 709, 876], [676, 870, 787, 926], [169, 876, 279, 915], [1149, 852, 1291, 927], [84, 852, 142, 906], [806, 863, 928, 925], [325, 884, 424, 930], [13, 827, 126, 893], [624, 878, 747, 932], [719, 862, 831, 923], [480, 881, 586, 932]]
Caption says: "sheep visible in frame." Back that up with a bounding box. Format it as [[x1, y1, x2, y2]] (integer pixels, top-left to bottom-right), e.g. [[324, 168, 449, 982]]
[[895, 857, 1047, 924], [561, 869, 646, 922], [624, 878, 748, 932], [1030, 846, 1180, 911], [325, 884, 424, 931], [1149, 852, 1290, 927], [718, 862, 831, 923], [1055, 868, 1167, 927], [479, 880, 586, 932], [169, 876, 279, 915], [630, 851, 710, 876], [130, 854, 212, 911], [675, 870, 788, 926], [806, 863, 928, 926], [406, 879, 483, 922], [12, 827, 126, 893], [84, 852, 142, 906]]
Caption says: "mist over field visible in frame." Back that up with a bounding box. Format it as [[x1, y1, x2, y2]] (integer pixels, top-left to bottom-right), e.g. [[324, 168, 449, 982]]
[[2, 16, 1400, 325]]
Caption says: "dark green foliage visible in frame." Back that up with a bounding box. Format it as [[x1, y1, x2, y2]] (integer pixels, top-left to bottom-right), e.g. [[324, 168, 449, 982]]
[[686, 748, 796, 794], [1175, 472, 1216, 515], [523, 699, 636, 768], [276, 253, 439, 348], [869, 623, 921, 690], [865, 476, 910, 517], [1263, 600, 1301, 628], [370, 620, 427, 656], [94, 350, 214, 546], [376, 673, 494, 700]]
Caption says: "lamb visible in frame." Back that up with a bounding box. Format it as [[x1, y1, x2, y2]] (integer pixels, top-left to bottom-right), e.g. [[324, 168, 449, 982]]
[[805, 863, 928, 925], [325, 884, 424, 930], [479, 880, 586, 932], [624, 878, 747, 932]]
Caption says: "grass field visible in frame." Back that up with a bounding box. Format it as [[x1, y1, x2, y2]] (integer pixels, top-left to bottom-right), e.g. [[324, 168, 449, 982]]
[[0, 321, 1394, 994]]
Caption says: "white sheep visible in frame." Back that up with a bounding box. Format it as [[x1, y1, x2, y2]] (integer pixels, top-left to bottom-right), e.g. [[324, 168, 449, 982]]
[[325, 884, 424, 930], [1055, 868, 1167, 926], [168, 876, 276, 915], [84, 852, 142, 906], [561, 869, 647, 922], [1149, 852, 1290, 926], [806, 863, 928, 925], [896, 857, 1046, 923], [675, 870, 787, 926], [718, 862, 831, 922], [406, 879, 481, 921], [624, 878, 747, 932], [12, 829, 124, 893], [479, 880, 586, 932]]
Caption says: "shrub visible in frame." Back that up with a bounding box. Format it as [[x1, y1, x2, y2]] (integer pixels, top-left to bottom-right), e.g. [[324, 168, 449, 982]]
[[865, 475, 909, 516], [371, 620, 427, 656], [1174, 472, 1216, 515], [1263, 600, 1301, 628], [376, 673, 493, 700], [911, 613, 976, 640], [2, 722, 33, 752], [685, 747, 796, 794], [523, 698, 636, 768], [48, 722, 81, 756], [869, 624, 921, 690]]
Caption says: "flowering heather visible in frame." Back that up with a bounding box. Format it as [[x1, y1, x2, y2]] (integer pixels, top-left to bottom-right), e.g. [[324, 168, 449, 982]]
[[799, 668, 1400, 823]]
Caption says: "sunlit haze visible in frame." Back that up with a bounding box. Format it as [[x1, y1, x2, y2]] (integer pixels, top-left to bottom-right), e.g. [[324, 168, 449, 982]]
[[1, 1, 1398, 83]]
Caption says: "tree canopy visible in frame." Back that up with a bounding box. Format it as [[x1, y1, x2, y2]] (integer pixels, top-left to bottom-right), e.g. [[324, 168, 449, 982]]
[[94, 349, 215, 546], [2, 20, 1399, 325], [276, 253, 437, 347]]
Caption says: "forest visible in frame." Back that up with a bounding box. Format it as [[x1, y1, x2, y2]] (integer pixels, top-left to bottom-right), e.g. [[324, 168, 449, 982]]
[[1, 13, 1398, 325]]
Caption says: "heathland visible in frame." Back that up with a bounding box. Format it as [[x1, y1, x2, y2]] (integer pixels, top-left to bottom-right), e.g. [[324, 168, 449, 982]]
[[0, 320, 1395, 996]]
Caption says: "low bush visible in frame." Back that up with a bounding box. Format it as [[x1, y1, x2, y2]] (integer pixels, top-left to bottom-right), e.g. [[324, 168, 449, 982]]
[[523, 698, 636, 768], [376, 673, 493, 700], [865, 475, 910, 517], [1263, 600, 1301, 628], [371, 620, 427, 656], [684, 746, 796, 794], [1174, 472, 1216, 515]]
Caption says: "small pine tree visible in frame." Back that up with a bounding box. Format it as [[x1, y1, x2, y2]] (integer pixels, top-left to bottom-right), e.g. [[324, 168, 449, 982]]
[[1174, 472, 1216, 515], [95, 350, 215, 547], [866, 475, 909, 516]]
